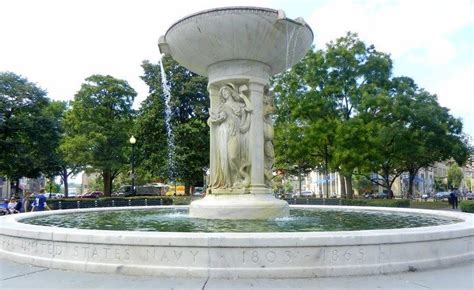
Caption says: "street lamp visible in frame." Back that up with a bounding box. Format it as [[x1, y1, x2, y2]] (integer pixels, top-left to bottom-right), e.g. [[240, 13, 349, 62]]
[[129, 135, 137, 195]]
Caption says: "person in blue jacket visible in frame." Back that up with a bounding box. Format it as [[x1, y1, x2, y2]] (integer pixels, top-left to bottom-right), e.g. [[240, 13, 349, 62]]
[[31, 190, 51, 212]]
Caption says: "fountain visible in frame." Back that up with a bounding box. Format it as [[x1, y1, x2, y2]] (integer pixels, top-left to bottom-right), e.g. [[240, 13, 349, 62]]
[[0, 6, 473, 279], [158, 7, 313, 219]]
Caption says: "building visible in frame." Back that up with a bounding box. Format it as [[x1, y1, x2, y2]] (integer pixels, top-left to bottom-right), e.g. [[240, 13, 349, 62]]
[[0, 176, 11, 199]]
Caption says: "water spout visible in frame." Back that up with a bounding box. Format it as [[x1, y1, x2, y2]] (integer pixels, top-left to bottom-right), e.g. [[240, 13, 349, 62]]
[[159, 56, 176, 180]]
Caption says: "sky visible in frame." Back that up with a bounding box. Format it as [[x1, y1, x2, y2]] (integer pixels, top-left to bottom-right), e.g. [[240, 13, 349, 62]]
[[1, 0, 473, 143]]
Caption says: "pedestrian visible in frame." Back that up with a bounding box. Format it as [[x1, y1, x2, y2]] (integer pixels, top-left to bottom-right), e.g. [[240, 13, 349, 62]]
[[0, 199, 10, 215], [21, 192, 32, 213], [31, 190, 51, 212], [7, 197, 21, 214], [449, 190, 458, 209]]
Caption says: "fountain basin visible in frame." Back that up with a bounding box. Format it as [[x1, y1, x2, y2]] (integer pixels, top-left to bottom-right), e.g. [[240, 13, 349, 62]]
[[1, 205, 472, 278]]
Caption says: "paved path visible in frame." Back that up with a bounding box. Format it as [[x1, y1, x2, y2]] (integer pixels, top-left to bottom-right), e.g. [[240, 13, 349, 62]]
[[1, 258, 473, 290]]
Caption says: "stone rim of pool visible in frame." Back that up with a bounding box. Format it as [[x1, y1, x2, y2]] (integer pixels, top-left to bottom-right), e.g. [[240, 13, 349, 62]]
[[1, 205, 473, 278]]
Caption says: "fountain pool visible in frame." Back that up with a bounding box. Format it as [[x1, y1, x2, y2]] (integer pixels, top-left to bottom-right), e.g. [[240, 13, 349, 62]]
[[0, 205, 472, 278]]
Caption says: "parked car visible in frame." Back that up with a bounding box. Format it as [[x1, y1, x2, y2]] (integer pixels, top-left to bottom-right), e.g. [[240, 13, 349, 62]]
[[79, 191, 104, 198], [290, 192, 299, 198], [435, 192, 450, 200], [47, 192, 63, 199], [300, 191, 315, 197], [193, 187, 204, 196], [466, 193, 474, 200], [374, 192, 389, 199]]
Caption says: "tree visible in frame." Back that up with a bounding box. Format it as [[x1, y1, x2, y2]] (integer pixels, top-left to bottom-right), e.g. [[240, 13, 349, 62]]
[[62, 75, 136, 196], [0, 72, 61, 193], [434, 176, 447, 192], [447, 163, 463, 190], [273, 33, 393, 198], [321, 32, 392, 198], [136, 57, 209, 193]]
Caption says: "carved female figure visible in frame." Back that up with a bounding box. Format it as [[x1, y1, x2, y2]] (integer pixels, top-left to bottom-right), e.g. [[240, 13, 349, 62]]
[[263, 89, 275, 186], [208, 83, 252, 191]]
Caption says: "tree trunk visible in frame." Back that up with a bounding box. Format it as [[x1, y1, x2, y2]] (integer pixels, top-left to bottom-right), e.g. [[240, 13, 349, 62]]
[[15, 178, 20, 195], [103, 170, 112, 197], [408, 175, 415, 199], [340, 175, 347, 199], [384, 175, 393, 199], [298, 170, 302, 195], [324, 170, 329, 198], [63, 171, 69, 197], [346, 175, 354, 199]]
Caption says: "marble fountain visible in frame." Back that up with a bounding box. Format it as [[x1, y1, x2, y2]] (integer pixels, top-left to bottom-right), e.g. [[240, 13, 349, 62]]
[[0, 7, 472, 279]]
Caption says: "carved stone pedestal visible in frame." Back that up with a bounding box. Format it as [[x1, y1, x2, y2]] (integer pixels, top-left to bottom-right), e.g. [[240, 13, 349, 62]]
[[189, 194, 289, 220]]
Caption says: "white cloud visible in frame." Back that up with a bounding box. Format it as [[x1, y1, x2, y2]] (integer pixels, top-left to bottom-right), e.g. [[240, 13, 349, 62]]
[[432, 62, 474, 135], [308, 0, 473, 60]]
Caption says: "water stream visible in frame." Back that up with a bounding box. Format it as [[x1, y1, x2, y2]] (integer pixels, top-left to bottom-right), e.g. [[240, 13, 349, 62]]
[[159, 57, 176, 179]]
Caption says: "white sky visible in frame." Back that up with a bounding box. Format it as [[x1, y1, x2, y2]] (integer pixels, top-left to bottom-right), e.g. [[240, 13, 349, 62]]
[[1, 0, 473, 140]]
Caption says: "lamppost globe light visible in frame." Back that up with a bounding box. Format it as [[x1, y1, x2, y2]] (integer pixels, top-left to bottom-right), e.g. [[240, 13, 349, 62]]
[[129, 135, 136, 195]]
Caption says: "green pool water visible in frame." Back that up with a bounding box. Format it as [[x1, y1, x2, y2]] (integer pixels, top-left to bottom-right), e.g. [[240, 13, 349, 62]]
[[21, 208, 460, 233]]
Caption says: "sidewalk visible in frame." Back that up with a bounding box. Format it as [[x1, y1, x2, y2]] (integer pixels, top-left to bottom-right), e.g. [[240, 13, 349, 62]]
[[1, 258, 473, 290]]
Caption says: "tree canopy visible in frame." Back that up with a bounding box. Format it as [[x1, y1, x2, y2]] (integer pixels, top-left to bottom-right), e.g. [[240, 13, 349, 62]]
[[61, 74, 136, 196], [135, 56, 209, 192], [0, 72, 61, 191]]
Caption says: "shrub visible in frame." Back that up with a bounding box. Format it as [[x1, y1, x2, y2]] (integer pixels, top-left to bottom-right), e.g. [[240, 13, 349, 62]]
[[172, 196, 193, 205], [410, 201, 450, 210], [460, 201, 474, 213], [340, 199, 409, 207], [340, 199, 368, 206], [366, 199, 410, 208]]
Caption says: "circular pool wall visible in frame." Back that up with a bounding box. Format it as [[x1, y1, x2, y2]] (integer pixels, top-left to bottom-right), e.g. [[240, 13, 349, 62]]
[[1, 205, 473, 278]]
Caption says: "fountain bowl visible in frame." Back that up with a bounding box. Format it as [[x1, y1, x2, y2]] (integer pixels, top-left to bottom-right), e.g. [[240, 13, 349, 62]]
[[158, 6, 314, 76], [0, 205, 472, 278]]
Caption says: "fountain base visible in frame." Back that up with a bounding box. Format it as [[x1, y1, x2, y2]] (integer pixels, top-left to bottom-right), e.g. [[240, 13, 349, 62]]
[[189, 194, 289, 219]]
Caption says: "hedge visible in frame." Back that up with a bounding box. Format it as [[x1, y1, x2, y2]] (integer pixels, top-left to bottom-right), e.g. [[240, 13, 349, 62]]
[[45, 196, 174, 210], [340, 199, 410, 208], [460, 201, 474, 213]]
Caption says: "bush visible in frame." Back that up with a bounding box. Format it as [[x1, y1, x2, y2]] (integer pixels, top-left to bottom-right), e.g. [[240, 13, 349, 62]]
[[46, 196, 173, 210], [340, 199, 368, 206], [410, 201, 450, 210], [339, 199, 409, 207], [172, 196, 193, 205], [366, 199, 410, 208], [460, 201, 474, 213]]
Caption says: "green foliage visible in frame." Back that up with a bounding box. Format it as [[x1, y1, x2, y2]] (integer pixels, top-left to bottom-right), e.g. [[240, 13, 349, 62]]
[[46, 196, 174, 209], [171, 196, 193, 205], [273, 33, 393, 197], [340, 199, 410, 207], [62, 75, 136, 196], [340, 199, 369, 206], [460, 201, 474, 213], [410, 201, 450, 210], [367, 199, 410, 207], [447, 163, 464, 189], [353, 175, 373, 193], [0, 72, 61, 185], [136, 57, 209, 187], [434, 176, 447, 191], [44, 179, 61, 193]]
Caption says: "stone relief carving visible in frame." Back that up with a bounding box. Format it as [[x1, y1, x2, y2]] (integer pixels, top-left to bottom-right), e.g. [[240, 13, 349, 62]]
[[208, 83, 252, 191], [263, 87, 275, 186]]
